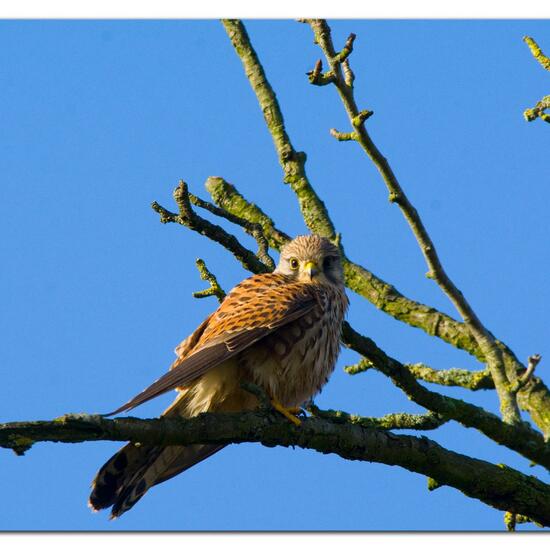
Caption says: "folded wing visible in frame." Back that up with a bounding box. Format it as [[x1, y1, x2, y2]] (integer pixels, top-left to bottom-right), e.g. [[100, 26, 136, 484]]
[[104, 273, 317, 416]]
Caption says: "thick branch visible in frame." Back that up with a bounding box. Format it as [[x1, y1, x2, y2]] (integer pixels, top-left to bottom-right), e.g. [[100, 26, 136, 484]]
[[342, 323, 550, 469], [205, 176, 291, 251], [2, 413, 550, 526]]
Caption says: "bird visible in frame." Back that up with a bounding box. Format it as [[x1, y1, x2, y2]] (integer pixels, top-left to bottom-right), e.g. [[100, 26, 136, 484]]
[[88, 234, 348, 518]]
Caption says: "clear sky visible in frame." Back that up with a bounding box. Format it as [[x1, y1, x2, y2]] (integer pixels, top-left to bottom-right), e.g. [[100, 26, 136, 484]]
[[1, 19, 549, 531]]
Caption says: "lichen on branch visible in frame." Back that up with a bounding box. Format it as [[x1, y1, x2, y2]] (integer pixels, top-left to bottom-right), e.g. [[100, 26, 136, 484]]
[[151, 180, 270, 274], [192, 259, 226, 303], [2, 412, 550, 526]]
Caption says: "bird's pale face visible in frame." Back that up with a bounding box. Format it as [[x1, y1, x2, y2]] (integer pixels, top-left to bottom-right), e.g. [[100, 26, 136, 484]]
[[274, 235, 344, 286]]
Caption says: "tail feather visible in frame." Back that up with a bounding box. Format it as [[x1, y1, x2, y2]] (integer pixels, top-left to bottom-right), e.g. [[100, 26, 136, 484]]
[[152, 444, 225, 486], [89, 443, 225, 518], [88, 443, 161, 512]]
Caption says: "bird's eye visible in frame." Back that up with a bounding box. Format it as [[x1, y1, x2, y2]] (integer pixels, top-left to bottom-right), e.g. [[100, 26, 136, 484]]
[[289, 258, 299, 270]]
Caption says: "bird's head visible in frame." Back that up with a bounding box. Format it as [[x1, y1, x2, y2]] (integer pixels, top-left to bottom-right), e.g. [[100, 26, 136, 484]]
[[275, 235, 344, 286]]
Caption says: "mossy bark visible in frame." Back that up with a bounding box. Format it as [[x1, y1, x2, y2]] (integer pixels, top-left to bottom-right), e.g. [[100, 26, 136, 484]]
[[2, 412, 549, 526]]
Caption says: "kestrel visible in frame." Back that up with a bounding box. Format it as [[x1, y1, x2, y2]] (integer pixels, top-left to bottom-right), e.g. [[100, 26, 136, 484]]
[[89, 234, 348, 518]]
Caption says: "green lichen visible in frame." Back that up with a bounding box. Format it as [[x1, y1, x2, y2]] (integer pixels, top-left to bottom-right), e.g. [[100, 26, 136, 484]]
[[8, 436, 34, 455]]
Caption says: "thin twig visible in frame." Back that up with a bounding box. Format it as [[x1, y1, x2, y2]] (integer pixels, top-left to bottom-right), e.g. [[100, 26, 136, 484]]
[[308, 403, 447, 431], [346, 359, 495, 391], [192, 259, 226, 303], [512, 354, 542, 394], [524, 36, 550, 71], [188, 188, 275, 270], [152, 180, 270, 275], [305, 19, 521, 425], [404, 364, 494, 391], [524, 95, 550, 124]]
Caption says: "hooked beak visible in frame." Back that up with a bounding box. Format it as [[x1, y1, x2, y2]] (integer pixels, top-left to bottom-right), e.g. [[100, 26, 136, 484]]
[[303, 260, 319, 281]]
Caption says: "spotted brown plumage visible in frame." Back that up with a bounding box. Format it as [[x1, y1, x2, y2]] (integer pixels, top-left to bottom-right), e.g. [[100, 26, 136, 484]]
[[89, 234, 349, 518]]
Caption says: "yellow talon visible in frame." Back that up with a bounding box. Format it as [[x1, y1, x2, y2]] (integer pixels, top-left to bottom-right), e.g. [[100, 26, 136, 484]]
[[271, 399, 302, 426]]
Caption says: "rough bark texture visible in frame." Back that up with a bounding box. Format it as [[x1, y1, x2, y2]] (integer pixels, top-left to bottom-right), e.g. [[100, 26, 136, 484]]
[[2, 413, 550, 527]]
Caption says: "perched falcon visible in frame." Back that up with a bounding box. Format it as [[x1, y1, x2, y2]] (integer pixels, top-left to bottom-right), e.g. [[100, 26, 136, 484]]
[[89, 234, 348, 518]]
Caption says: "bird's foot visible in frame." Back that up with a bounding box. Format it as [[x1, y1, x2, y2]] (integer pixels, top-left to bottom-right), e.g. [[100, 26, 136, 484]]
[[270, 399, 302, 426]]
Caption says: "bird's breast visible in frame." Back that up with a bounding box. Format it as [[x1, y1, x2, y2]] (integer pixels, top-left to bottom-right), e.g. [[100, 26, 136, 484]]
[[240, 295, 345, 408]]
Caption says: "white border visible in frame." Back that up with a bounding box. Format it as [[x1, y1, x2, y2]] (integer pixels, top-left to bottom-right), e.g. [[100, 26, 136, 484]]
[[2, 533, 549, 550], [1, 0, 550, 18]]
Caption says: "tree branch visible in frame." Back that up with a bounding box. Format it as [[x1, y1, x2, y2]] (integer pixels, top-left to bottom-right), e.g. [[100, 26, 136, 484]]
[[304, 18, 521, 424], [149, 21, 550, 438], [522, 37, 550, 124], [524, 36, 550, 72], [342, 323, 550, 469], [201, 162, 550, 438], [188, 187, 275, 271], [151, 180, 269, 274], [2, 412, 550, 526], [221, 21, 550, 433], [524, 95, 550, 124], [402, 364, 494, 391], [308, 404, 447, 431], [192, 259, 226, 303], [204, 176, 291, 251], [222, 19, 337, 241], [347, 359, 495, 391]]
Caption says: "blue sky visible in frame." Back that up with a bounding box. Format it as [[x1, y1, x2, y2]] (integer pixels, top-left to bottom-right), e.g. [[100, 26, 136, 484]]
[[1, 19, 549, 531]]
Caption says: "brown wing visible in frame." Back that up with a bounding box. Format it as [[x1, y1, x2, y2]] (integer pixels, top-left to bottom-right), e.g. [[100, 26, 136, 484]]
[[173, 313, 213, 361], [103, 273, 317, 416]]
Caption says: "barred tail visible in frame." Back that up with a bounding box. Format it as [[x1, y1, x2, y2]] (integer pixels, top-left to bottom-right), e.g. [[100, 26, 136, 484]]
[[89, 442, 224, 519]]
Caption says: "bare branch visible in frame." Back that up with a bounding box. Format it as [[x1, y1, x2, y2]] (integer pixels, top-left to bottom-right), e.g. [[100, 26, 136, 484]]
[[524, 95, 550, 124], [522, 36, 549, 124], [342, 322, 550, 470], [192, 259, 226, 303], [308, 403, 447, 431], [335, 33, 356, 64], [151, 180, 269, 275], [347, 359, 495, 391], [504, 511, 543, 532], [512, 354, 543, 394], [404, 363, 495, 391], [330, 128, 357, 141], [188, 187, 275, 270], [222, 19, 337, 241], [307, 59, 335, 86], [218, 19, 550, 435], [306, 19, 521, 424], [525, 354, 543, 383], [524, 36, 550, 71], [224, 23, 550, 434], [2, 412, 550, 525]]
